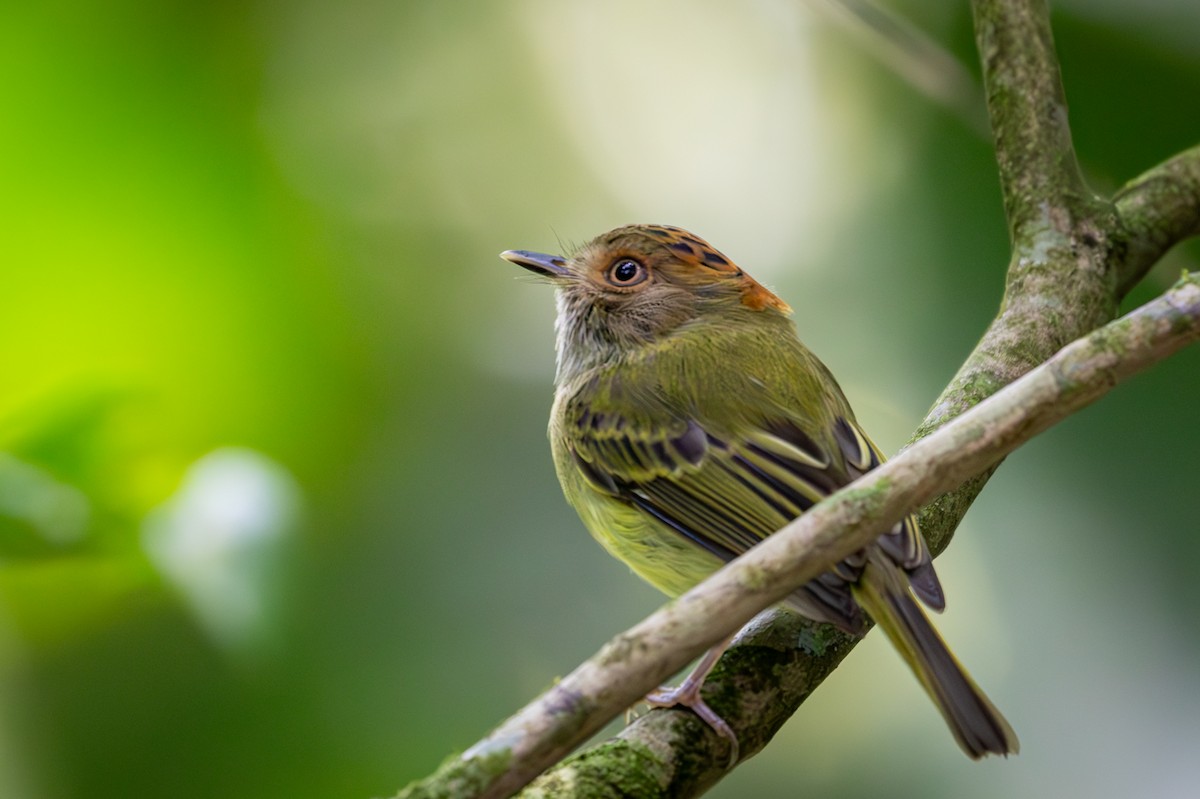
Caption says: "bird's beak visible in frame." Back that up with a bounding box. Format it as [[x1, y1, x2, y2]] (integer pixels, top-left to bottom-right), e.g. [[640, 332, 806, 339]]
[[500, 249, 571, 278]]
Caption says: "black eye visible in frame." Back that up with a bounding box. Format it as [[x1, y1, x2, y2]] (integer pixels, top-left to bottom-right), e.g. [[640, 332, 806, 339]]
[[608, 258, 647, 286]]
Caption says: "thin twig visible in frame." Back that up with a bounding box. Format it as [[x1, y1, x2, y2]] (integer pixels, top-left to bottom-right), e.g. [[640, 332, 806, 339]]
[[811, 0, 989, 135], [1113, 144, 1200, 294]]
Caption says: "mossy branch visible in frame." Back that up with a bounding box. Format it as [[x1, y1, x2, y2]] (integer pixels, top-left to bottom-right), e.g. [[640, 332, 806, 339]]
[[972, 0, 1096, 243], [1113, 144, 1200, 295], [393, 1, 1200, 797]]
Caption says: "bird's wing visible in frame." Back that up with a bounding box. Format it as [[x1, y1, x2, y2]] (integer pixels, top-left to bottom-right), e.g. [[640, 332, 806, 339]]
[[564, 401, 943, 630]]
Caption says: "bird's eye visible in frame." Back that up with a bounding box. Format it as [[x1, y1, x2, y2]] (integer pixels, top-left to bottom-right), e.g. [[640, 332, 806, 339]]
[[607, 258, 647, 286]]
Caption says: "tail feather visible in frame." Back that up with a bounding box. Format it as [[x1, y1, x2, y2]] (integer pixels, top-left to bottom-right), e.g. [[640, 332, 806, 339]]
[[852, 559, 1019, 759]]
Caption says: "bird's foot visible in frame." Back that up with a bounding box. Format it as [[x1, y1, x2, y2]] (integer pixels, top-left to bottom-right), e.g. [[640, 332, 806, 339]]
[[643, 643, 739, 766]]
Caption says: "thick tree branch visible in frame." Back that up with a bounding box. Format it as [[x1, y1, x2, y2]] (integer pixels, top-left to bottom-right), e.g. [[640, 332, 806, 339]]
[[913, 0, 1116, 555], [972, 0, 1096, 243], [394, 2, 1200, 797]]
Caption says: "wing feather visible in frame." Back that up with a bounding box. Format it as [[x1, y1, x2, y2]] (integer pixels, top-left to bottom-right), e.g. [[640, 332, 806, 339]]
[[563, 396, 942, 629]]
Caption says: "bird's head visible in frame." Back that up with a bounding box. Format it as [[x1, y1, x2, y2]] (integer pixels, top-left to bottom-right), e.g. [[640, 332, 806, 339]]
[[502, 224, 789, 378]]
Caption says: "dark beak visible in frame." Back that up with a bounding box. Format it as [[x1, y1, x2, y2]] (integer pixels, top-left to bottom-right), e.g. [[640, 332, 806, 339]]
[[500, 249, 571, 278]]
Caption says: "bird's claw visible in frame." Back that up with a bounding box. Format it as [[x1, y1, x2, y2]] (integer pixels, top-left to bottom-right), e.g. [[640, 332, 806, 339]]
[[645, 682, 740, 766]]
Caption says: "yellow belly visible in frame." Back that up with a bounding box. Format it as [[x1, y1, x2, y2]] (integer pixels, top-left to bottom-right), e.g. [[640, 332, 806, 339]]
[[568, 479, 725, 598]]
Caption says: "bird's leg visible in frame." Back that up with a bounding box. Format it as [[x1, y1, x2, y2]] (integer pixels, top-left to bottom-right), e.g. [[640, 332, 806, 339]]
[[644, 635, 738, 764]]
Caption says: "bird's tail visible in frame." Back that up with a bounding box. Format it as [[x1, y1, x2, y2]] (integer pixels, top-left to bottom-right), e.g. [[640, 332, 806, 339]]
[[851, 558, 1019, 758]]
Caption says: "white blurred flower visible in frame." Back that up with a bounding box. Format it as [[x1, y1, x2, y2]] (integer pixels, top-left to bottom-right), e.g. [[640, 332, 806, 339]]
[[142, 448, 301, 651]]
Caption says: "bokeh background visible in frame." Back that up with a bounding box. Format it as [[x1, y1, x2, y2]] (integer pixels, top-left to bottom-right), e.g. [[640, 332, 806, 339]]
[[3, 1, 1200, 797]]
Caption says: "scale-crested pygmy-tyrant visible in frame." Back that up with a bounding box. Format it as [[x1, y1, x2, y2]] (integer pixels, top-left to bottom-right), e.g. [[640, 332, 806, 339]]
[[501, 224, 1018, 761]]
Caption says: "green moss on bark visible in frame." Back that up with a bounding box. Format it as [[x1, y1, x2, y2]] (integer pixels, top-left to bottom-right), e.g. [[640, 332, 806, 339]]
[[393, 749, 513, 799]]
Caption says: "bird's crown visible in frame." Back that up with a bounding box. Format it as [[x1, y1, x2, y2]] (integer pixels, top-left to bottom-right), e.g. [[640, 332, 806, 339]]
[[578, 224, 791, 314]]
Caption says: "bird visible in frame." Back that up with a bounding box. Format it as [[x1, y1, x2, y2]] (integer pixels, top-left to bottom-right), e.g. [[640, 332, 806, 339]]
[[501, 223, 1018, 762]]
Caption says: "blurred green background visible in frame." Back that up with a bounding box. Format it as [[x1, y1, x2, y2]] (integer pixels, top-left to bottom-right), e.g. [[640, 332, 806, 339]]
[[2, 1, 1199, 797]]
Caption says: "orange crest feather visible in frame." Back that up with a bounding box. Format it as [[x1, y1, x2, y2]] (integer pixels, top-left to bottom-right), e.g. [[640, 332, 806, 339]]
[[629, 225, 791, 313]]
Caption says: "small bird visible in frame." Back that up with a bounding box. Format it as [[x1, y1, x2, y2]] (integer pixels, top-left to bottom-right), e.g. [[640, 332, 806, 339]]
[[501, 224, 1018, 761]]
